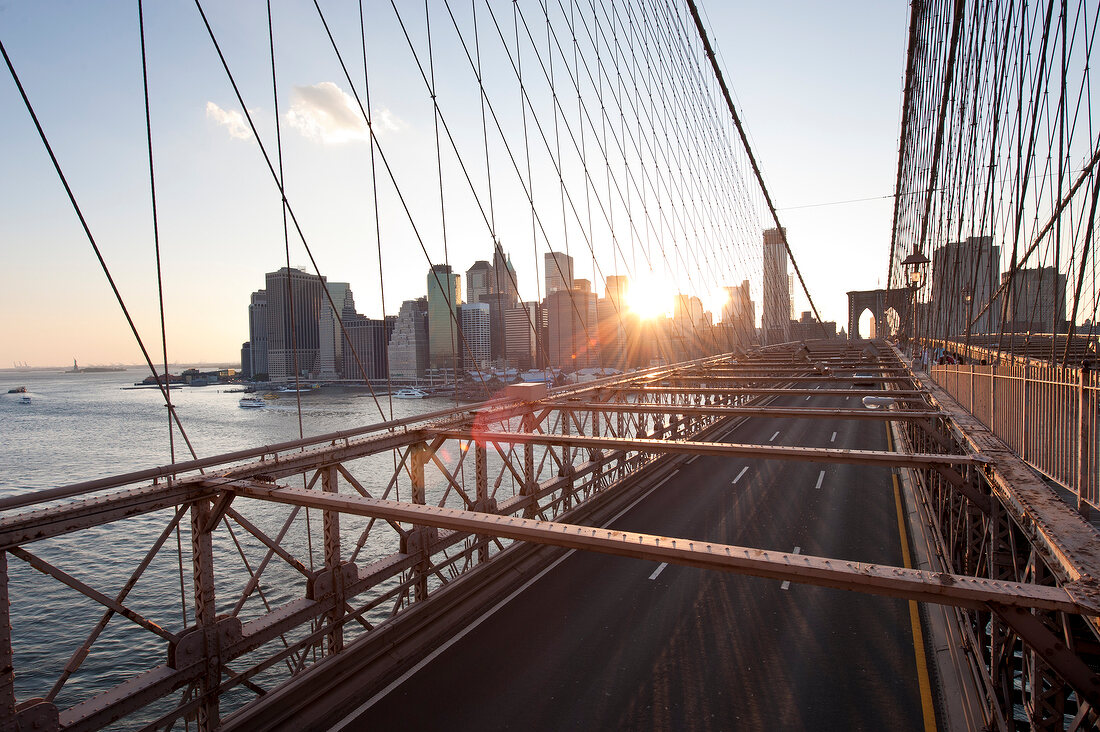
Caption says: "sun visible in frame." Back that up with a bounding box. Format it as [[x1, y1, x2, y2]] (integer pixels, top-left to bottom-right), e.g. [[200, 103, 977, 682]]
[[626, 270, 674, 319]]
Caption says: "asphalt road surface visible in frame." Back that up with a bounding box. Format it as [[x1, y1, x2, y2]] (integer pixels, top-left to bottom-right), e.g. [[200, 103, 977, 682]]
[[343, 387, 930, 730]]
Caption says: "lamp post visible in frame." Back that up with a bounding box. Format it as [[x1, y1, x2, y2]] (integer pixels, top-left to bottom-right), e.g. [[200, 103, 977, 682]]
[[901, 251, 930, 358]]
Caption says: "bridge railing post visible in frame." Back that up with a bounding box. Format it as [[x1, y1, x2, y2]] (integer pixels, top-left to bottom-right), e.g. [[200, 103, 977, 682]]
[[1, 551, 15, 732], [320, 465, 343, 654], [407, 443, 431, 602], [1023, 361, 1031, 463], [190, 498, 220, 730], [474, 442, 490, 563], [1077, 367, 1091, 516], [521, 411, 536, 519]]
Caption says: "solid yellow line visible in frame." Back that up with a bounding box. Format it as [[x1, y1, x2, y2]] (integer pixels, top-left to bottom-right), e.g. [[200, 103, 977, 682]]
[[889, 421, 937, 731]]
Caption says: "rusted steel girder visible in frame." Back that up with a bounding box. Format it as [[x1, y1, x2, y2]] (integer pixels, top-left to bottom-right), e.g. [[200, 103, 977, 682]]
[[543, 403, 943, 421], [606, 386, 929, 399], [230, 481, 1100, 617], [432, 430, 979, 469], [649, 375, 916, 384]]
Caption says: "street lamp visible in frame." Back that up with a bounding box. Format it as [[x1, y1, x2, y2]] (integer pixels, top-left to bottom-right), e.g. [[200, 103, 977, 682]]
[[901, 251, 930, 357]]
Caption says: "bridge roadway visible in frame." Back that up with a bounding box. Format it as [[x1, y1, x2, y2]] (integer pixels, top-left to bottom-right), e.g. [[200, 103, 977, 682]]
[[336, 387, 930, 730]]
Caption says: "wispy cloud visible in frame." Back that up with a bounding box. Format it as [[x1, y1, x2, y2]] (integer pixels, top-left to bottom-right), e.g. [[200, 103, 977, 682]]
[[285, 81, 403, 144], [205, 101, 252, 140]]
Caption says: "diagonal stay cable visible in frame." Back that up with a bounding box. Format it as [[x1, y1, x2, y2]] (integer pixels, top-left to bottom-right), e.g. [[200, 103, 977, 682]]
[[683, 0, 826, 337], [192, 0, 396, 419], [0, 36, 203, 466]]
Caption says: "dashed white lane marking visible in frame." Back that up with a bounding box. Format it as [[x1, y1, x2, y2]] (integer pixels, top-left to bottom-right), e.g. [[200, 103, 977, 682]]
[[334, 464, 683, 724], [830, 431, 837, 443], [845, 396, 850, 401], [649, 562, 669, 580], [769, 430, 780, 442], [685, 455, 699, 465], [733, 466, 749, 484], [814, 470, 826, 490], [780, 546, 802, 590], [805, 395, 811, 401]]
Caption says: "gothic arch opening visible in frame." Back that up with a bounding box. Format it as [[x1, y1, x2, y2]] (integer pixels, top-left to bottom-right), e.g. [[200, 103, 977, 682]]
[[857, 308, 875, 339]]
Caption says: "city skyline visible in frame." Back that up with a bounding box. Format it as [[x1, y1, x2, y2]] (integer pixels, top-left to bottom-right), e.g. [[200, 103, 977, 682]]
[[1, 3, 907, 366]]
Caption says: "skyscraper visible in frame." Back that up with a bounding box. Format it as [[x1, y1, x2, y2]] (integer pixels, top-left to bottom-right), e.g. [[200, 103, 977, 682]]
[[930, 236, 1001, 337], [1003, 266, 1067, 333], [545, 251, 574, 295], [505, 302, 541, 370], [492, 242, 519, 306], [460, 302, 492, 371], [466, 260, 494, 305], [248, 289, 268, 379], [762, 228, 790, 345], [340, 313, 392, 380], [388, 298, 429, 379], [545, 286, 598, 369], [721, 279, 756, 346], [427, 264, 461, 370], [264, 267, 325, 380], [317, 282, 351, 379]]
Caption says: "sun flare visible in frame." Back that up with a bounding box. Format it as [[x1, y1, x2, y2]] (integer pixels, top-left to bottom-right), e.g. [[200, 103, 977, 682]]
[[625, 271, 675, 319]]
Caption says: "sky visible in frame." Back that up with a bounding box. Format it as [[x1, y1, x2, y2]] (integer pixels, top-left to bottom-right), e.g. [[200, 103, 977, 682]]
[[0, 1, 909, 367]]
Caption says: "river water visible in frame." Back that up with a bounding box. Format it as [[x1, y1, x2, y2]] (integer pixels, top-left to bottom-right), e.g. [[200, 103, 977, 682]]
[[0, 368, 477, 721]]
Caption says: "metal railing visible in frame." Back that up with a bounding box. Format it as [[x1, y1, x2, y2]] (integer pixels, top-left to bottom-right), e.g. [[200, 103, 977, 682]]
[[930, 361, 1099, 513]]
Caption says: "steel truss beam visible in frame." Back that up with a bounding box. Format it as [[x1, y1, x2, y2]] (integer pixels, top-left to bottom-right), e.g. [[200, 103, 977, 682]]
[[230, 480, 1099, 616], [432, 429, 979, 469], [545, 402, 943, 421]]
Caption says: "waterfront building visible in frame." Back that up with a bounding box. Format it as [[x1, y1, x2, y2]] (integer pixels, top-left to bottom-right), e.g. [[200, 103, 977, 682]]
[[340, 313, 392, 380], [461, 302, 492, 371], [762, 227, 790, 345], [545, 251, 574, 295], [248, 289, 269, 379], [317, 282, 352, 380], [427, 264, 461, 370], [388, 298, 429, 379], [264, 267, 325, 380]]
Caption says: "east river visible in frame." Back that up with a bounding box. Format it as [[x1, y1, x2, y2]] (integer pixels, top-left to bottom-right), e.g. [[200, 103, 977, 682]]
[[0, 367, 473, 723]]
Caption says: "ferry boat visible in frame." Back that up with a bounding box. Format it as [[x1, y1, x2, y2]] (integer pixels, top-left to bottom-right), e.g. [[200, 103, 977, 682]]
[[238, 397, 266, 408], [7, 386, 26, 393], [392, 388, 429, 399]]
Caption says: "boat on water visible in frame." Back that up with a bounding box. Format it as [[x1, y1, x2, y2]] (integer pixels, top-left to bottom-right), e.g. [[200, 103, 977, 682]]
[[7, 386, 26, 393], [238, 397, 266, 409], [392, 388, 429, 399], [278, 387, 311, 394], [18, 395, 32, 404]]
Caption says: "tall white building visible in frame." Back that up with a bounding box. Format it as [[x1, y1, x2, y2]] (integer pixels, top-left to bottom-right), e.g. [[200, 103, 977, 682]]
[[317, 283, 351, 379], [461, 302, 492, 371], [248, 290, 268, 378]]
